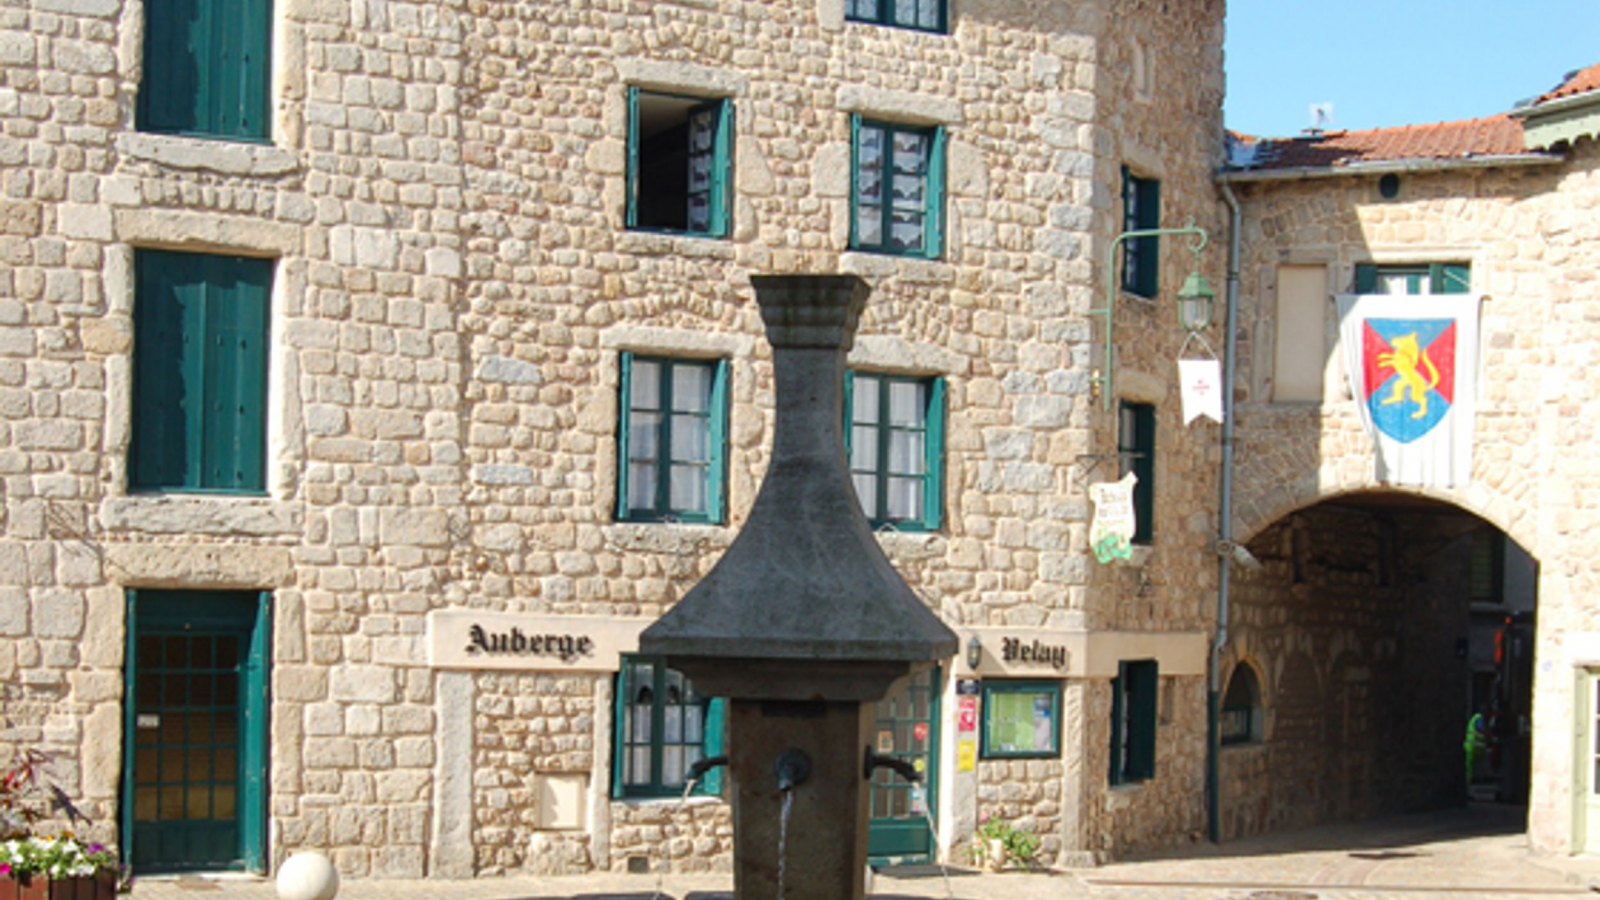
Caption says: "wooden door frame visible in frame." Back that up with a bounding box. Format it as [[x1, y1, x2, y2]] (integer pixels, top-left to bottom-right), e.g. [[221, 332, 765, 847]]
[[121, 589, 271, 873]]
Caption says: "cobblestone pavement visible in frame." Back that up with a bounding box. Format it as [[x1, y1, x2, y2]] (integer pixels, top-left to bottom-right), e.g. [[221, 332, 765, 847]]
[[129, 805, 1600, 900]]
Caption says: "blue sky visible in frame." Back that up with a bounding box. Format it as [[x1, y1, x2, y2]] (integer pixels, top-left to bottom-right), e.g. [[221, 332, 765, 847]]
[[1224, 1, 1600, 137]]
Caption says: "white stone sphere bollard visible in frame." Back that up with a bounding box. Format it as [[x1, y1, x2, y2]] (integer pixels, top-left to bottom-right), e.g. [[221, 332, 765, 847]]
[[276, 852, 339, 900]]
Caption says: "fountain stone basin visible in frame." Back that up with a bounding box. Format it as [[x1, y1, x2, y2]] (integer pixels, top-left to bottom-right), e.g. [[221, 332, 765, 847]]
[[640, 275, 957, 900]]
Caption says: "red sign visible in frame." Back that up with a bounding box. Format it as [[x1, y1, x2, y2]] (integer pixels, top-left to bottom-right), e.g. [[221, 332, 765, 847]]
[[957, 696, 977, 732], [913, 722, 929, 742]]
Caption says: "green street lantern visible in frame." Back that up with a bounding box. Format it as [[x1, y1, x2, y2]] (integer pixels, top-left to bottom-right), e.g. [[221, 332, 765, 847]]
[[1177, 267, 1216, 335]]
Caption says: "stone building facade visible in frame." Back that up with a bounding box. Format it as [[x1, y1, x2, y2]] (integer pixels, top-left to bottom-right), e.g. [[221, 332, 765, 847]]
[[1219, 65, 1600, 854], [0, 0, 1231, 880]]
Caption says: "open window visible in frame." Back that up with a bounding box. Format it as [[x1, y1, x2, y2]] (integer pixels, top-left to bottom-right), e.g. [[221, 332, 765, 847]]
[[1110, 660, 1158, 785], [627, 89, 733, 237], [1117, 402, 1155, 545]]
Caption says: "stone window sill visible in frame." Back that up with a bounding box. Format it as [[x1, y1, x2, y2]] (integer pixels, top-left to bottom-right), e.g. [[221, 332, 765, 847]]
[[617, 795, 723, 808], [839, 252, 956, 284], [117, 132, 300, 177], [101, 494, 302, 537], [604, 522, 734, 555], [616, 231, 736, 259]]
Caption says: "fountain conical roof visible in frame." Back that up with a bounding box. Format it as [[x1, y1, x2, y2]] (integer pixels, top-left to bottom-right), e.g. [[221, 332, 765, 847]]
[[640, 275, 957, 678]]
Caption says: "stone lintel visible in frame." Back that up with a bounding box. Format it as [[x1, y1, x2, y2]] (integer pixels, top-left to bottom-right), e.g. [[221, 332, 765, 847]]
[[116, 132, 300, 177], [104, 542, 295, 588], [115, 208, 301, 257], [835, 85, 962, 126]]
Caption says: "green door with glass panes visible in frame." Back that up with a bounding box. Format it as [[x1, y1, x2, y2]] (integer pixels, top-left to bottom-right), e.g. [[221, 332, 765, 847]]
[[868, 667, 940, 865], [122, 590, 269, 873]]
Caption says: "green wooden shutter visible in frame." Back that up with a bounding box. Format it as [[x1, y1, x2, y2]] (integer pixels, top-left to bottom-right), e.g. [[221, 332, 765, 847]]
[[132, 251, 196, 489], [625, 87, 640, 229], [925, 126, 947, 260], [132, 251, 269, 493], [1108, 668, 1126, 784], [240, 591, 271, 871], [710, 99, 734, 238], [701, 697, 726, 796], [923, 377, 945, 531], [848, 116, 861, 249], [203, 255, 270, 492], [120, 590, 140, 866], [1129, 661, 1159, 781], [842, 369, 856, 460], [1354, 263, 1377, 293], [139, 0, 270, 140], [1137, 178, 1161, 297], [707, 358, 729, 525], [1434, 263, 1471, 294], [611, 666, 629, 798], [616, 353, 633, 520]]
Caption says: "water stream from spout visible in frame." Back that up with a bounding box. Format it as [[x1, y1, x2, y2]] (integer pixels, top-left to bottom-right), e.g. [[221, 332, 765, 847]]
[[651, 778, 700, 900], [912, 784, 956, 900], [775, 788, 794, 900]]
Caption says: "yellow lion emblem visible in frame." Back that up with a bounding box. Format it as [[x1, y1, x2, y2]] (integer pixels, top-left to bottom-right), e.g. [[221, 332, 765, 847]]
[[1375, 333, 1441, 419]]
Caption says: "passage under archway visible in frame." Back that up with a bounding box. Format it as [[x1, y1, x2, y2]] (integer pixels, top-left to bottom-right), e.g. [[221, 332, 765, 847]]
[[1219, 490, 1537, 842]]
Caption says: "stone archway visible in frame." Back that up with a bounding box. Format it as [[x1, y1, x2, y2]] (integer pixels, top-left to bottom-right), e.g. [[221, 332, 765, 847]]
[[1215, 488, 1540, 842]]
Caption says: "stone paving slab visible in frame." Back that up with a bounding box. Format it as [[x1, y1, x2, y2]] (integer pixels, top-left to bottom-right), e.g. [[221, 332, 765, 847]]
[[128, 807, 1600, 900]]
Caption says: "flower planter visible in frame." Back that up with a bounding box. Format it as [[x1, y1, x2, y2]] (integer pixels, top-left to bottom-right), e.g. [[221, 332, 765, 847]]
[[0, 870, 117, 900]]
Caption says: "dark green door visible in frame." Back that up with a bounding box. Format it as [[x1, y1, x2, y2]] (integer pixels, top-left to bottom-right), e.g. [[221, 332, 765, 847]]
[[868, 667, 940, 865], [123, 591, 269, 873]]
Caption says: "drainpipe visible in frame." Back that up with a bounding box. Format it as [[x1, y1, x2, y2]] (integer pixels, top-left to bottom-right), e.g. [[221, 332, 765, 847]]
[[1207, 180, 1243, 845]]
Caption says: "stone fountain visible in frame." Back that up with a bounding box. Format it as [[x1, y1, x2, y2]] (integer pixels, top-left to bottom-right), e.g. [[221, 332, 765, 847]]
[[639, 274, 957, 900]]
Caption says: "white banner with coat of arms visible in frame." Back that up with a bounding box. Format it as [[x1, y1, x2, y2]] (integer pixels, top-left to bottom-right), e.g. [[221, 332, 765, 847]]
[[1336, 293, 1481, 487]]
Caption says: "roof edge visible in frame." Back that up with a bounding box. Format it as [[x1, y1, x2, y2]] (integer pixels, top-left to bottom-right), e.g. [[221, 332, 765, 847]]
[[1510, 90, 1600, 121], [1218, 152, 1563, 184]]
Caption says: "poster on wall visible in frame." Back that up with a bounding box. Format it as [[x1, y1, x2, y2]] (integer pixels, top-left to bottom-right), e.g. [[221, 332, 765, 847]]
[[957, 696, 978, 732], [957, 740, 977, 772], [981, 684, 1061, 758]]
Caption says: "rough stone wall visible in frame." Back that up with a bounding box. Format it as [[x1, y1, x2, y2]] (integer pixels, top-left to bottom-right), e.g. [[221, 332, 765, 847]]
[[1227, 137, 1600, 852], [472, 671, 599, 874], [0, 0, 1227, 877], [1218, 506, 1477, 841]]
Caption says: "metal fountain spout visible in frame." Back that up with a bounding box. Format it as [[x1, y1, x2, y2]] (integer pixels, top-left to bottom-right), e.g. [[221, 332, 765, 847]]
[[775, 749, 811, 793], [639, 274, 956, 900]]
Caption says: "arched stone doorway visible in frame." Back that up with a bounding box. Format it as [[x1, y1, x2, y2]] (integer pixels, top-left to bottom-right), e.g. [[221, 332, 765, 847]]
[[1216, 490, 1537, 842]]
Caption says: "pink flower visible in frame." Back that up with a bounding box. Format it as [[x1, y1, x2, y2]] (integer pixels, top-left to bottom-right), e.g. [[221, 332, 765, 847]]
[[0, 863, 11, 876]]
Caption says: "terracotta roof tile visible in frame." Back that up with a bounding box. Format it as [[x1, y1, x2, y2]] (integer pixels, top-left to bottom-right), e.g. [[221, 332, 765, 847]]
[[1232, 114, 1528, 171], [1537, 62, 1600, 104]]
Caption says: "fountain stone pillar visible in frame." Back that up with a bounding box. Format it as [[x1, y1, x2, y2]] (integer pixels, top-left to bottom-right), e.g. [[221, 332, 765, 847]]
[[640, 274, 958, 900]]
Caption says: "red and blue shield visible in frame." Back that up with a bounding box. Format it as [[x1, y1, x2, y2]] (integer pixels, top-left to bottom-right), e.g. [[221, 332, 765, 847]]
[[1361, 318, 1456, 443]]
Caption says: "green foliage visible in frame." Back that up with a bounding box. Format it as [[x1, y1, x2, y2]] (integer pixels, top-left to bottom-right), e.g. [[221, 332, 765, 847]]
[[0, 836, 117, 879], [0, 750, 123, 884], [971, 814, 1041, 870]]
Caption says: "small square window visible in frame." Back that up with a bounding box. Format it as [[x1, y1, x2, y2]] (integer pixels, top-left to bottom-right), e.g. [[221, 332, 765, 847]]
[[613, 656, 725, 799], [980, 680, 1061, 759], [627, 89, 733, 237], [1110, 659, 1158, 785], [1121, 168, 1161, 298], [1117, 402, 1154, 545], [847, 372, 945, 531], [1354, 263, 1470, 296], [851, 118, 946, 259], [845, 0, 946, 32], [617, 355, 729, 524]]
